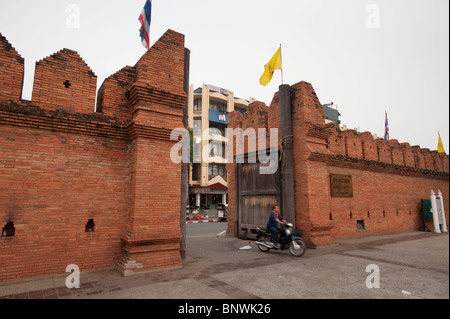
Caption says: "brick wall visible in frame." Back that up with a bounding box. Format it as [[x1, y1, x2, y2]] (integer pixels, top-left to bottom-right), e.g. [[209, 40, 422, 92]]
[[0, 29, 186, 282], [32, 48, 97, 114], [0, 118, 130, 281], [0, 33, 24, 101], [227, 81, 449, 247], [96, 66, 136, 123]]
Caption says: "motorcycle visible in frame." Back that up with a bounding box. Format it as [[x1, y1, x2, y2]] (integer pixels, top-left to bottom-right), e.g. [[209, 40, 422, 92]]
[[217, 203, 228, 222], [255, 223, 306, 257]]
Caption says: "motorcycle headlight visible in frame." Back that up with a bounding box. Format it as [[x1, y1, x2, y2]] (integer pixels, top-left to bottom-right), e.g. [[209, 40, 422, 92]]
[[285, 229, 291, 235]]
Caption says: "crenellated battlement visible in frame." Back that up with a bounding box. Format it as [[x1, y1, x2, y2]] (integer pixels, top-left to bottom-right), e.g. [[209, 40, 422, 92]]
[[0, 30, 186, 126], [325, 121, 449, 173], [32, 48, 97, 114], [1, 32, 98, 114], [228, 81, 449, 175], [0, 33, 24, 101]]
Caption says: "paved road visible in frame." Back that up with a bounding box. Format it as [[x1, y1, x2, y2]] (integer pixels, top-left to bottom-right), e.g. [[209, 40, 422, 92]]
[[0, 230, 448, 302], [186, 222, 228, 238]]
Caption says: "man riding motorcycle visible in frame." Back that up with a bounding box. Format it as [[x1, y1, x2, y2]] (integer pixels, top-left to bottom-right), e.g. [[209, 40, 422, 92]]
[[266, 205, 286, 249]]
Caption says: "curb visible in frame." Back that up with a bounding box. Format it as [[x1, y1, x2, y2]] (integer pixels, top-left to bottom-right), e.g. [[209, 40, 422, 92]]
[[186, 219, 218, 224]]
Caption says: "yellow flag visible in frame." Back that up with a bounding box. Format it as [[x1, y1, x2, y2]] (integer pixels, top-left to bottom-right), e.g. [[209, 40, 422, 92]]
[[259, 47, 282, 86], [438, 132, 446, 154]]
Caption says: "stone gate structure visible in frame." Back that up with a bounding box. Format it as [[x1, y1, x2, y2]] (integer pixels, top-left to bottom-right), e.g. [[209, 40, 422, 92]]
[[226, 82, 449, 247], [0, 29, 187, 282]]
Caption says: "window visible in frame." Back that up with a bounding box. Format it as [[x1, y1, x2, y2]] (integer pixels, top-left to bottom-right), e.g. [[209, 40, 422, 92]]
[[193, 142, 202, 164], [193, 120, 202, 163], [193, 119, 202, 136], [192, 163, 200, 181], [209, 122, 226, 137], [209, 141, 225, 159], [235, 106, 247, 115], [209, 100, 227, 112], [194, 98, 202, 114], [208, 164, 227, 181]]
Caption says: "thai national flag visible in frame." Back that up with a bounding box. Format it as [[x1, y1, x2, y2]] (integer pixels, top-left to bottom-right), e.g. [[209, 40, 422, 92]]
[[139, 0, 152, 49], [384, 111, 390, 140]]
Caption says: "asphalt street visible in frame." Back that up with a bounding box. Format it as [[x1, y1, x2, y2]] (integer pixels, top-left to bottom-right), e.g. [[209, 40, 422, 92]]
[[186, 222, 228, 238], [0, 228, 448, 301]]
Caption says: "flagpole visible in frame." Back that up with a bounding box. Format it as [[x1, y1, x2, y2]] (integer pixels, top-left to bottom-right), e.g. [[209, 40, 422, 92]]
[[280, 44, 284, 85]]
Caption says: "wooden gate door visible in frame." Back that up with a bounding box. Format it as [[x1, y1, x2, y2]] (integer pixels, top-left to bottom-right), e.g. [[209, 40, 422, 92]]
[[235, 157, 281, 239]]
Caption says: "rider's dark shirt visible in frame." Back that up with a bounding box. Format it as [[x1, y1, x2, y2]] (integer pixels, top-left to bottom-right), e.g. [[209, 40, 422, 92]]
[[266, 211, 283, 229]]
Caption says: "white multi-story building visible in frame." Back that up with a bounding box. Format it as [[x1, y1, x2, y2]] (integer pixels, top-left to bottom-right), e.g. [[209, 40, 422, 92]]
[[187, 84, 255, 211]]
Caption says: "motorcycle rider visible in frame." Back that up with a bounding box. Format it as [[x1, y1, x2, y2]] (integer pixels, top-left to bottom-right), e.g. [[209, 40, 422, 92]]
[[266, 205, 286, 248]]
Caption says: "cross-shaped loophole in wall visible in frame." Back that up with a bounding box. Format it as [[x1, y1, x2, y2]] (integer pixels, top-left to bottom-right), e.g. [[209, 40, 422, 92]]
[[63, 80, 72, 88]]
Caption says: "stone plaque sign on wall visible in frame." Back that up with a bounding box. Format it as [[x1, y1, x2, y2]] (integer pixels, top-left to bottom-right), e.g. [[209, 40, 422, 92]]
[[330, 174, 353, 198]]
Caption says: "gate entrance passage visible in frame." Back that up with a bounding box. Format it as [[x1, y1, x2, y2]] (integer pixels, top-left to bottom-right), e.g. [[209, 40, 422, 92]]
[[235, 152, 287, 239]]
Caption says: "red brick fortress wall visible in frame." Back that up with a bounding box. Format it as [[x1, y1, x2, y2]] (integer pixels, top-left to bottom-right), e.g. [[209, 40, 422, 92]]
[[0, 109, 130, 281], [0, 30, 186, 282], [227, 81, 449, 247]]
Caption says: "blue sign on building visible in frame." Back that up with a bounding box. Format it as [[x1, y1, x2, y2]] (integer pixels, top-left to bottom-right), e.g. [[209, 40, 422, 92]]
[[209, 109, 228, 125]]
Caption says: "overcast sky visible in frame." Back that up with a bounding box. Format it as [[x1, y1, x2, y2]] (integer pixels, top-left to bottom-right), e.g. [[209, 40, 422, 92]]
[[0, 0, 448, 152]]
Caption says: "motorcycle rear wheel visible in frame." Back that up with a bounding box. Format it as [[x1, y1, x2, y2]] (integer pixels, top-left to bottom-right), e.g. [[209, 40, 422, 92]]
[[289, 238, 306, 257], [256, 235, 271, 252]]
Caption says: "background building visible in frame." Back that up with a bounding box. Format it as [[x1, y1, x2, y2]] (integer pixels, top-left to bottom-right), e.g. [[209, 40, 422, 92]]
[[322, 102, 341, 125], [187, 84, 255, 213]]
